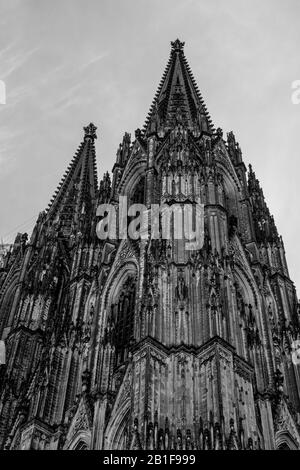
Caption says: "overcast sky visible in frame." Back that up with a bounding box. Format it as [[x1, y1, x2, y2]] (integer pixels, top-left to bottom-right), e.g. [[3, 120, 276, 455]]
[[0, 0, 299, 293]]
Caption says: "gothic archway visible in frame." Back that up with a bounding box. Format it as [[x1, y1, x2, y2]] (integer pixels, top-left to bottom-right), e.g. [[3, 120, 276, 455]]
[[104, 398, 131, 450], [276, 431, 299, 450], [130, 176, 145, 205], [66, 430, 91, 450], [74, 440, 88, 450], [109, 275, 137, 367], [277, 442, 290, 450], [0, 273, 19, 334]]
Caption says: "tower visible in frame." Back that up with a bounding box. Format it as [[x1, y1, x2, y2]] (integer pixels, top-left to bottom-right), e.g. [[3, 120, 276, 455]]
[[0, 40, 300, 450]]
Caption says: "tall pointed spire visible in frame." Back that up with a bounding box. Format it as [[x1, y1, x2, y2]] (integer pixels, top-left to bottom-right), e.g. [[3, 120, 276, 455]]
[[142, 39, 214, 136], [45, 123, 98, 235], [248, 164, 279, 243]]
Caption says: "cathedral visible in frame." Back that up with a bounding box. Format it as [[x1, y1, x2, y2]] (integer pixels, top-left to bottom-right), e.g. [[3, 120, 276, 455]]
[[0, 39, 300, 451]]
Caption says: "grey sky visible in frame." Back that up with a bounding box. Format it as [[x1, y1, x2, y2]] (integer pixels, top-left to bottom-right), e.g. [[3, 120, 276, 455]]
[[0, 0, 299, 294]]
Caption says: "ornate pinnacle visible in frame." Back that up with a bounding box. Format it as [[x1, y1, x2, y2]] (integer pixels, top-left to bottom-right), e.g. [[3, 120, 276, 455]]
[[84, 122, 97, 140], [171, 39, 185, 52]]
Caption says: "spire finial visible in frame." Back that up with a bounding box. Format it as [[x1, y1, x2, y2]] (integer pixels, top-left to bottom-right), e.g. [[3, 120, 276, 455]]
[[84, 122, 97, 140], [171, 39, 185, 52]]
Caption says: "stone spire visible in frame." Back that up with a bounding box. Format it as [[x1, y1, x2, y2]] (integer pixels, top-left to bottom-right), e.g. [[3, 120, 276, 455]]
[[142, 39, 214, 136], [46, 123, 98, 236], [248, 164, 279, 243]]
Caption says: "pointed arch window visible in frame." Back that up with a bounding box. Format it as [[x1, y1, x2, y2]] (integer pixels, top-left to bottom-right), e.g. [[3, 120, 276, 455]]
[[130, 177, 145, 205], [111, 276, 136, 366], [74, 440, 88, 450], [277, 443, 290, 450]]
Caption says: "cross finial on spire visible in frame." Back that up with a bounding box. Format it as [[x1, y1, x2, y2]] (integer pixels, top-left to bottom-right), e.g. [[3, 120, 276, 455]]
[[171, 39, 185, 52], [84, 122, 97, 140]]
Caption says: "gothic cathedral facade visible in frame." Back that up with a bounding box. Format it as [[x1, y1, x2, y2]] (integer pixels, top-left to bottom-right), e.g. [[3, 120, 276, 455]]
[[0, 40, 300, 450]]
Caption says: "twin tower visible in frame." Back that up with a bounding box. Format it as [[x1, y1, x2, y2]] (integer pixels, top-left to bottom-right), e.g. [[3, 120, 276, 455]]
[[0, 40, 300, 450]]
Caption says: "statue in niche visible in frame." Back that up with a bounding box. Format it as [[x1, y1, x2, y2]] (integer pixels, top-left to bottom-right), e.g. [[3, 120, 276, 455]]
[[175, 107, 183, 124], [175, 275, 188, 301]]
